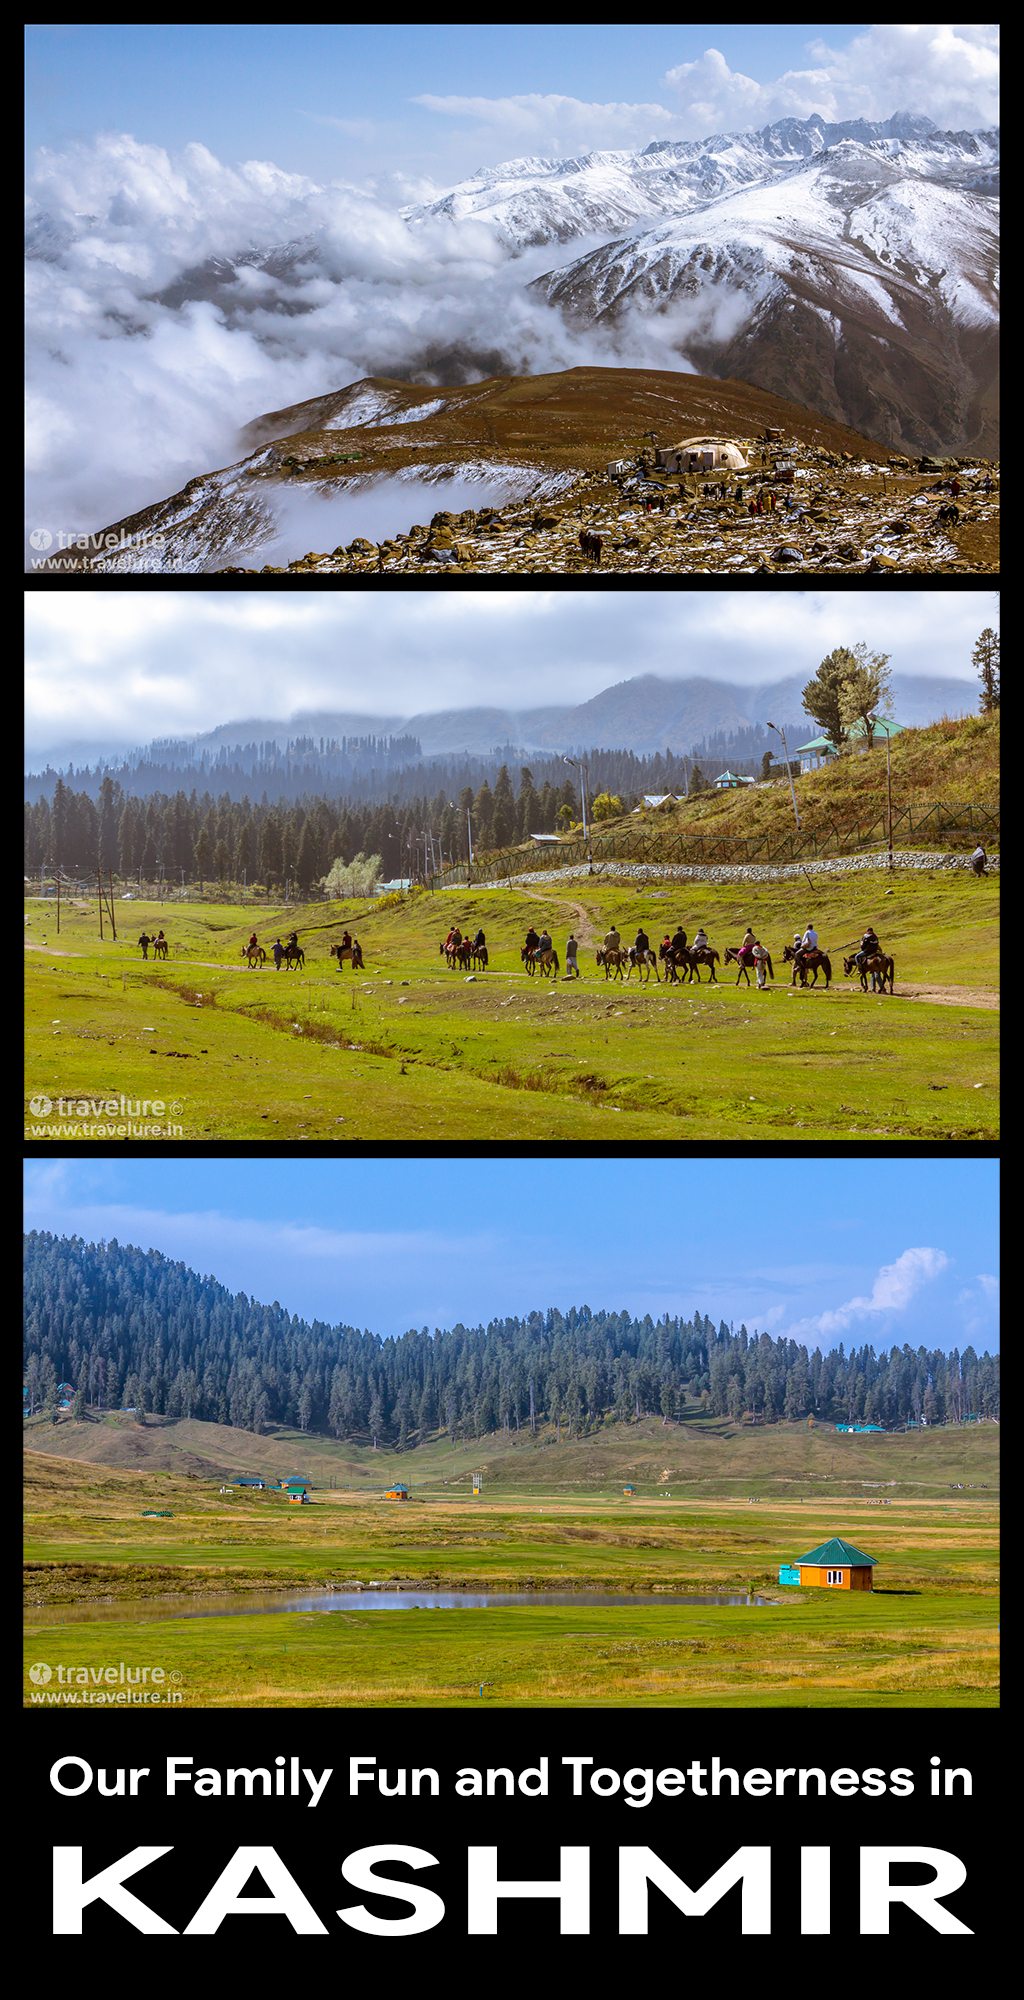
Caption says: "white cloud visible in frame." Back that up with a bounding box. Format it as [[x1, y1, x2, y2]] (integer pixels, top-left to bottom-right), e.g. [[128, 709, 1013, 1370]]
[[413, 91, 676, 155], [23, 587, 996, 758], [664, 26, 999, 137], [785, 1246, 950, 1345]]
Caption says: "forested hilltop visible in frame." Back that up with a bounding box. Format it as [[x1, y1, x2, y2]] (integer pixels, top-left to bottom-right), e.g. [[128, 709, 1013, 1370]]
[[23, 1233, 999, 1442]]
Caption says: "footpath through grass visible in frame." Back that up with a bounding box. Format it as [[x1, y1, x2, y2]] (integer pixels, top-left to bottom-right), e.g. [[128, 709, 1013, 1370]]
[[24, 870, 998, 1140]]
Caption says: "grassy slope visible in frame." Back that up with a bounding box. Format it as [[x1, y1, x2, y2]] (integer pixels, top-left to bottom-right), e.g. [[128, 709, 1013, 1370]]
[[24, 1411, 999, 1495], [24, 870, 998, 1141], [597, 713, 1000, 853], [23, 1434, 999, 1707]]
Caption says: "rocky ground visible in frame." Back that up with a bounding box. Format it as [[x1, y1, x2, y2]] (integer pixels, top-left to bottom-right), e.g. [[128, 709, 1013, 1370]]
[[219, 446, 998, 577]]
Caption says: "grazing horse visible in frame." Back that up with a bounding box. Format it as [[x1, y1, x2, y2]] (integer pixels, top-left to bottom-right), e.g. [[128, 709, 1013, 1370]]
[[843, 951, 894, 994], [596, 945, 626, 980], [725, 945, 773, 987], [330, 940, 365, 971], [279, 942, 305, 971], [937, 503, 960, 527], [241, 944, 266, 968], [626, 945, 660, 983], [578, 529, 603, 563]]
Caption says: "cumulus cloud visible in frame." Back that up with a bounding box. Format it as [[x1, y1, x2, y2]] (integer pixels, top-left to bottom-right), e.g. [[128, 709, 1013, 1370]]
[[786, 1246, 951, 1345], [664, 25, 999, 136]]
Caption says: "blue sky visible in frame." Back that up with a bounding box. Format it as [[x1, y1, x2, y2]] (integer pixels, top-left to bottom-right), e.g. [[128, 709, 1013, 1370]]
[[24, 1158, 999, 1355], [25, 26, 996, 185]]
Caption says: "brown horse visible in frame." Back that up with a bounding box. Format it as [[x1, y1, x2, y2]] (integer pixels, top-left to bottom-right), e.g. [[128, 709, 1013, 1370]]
[[843, 951, 895, 994], [658, 942, 690, 985], [625, 946, 660, 983], [531, 945, 560, 977], [596, 945, 626, 980], [784, 943, 832, 989], [469, 943, 489, 970], [686, 945, 720, 985], [241, 944, 266, 968], [579, 529, 603, 563], [330, 940, 365, 971], [725, 945, 774, 987], [152, 937, 169, 960]]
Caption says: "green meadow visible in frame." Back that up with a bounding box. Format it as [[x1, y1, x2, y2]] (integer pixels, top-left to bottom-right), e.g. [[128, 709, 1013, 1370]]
[[24, 1423, 999, 1707], [24, 870, 998, 1140]]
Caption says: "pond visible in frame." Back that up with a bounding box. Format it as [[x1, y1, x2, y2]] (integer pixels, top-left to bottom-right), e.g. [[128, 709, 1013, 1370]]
[[32, 1588, 775, 1626]]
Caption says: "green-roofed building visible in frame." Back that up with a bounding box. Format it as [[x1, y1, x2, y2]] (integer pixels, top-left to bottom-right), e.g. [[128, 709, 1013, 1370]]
[[794, 717, 905, 772], [790, 1536, 878, 1591]]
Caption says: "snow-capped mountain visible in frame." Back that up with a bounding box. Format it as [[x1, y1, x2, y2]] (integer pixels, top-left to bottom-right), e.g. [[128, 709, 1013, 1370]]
[[404, 113, 998, 248], [407, 113, 999, 452]]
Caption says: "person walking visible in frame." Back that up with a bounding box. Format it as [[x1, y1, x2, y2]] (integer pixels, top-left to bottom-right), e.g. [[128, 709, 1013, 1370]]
[[565, 933, 581, 978]]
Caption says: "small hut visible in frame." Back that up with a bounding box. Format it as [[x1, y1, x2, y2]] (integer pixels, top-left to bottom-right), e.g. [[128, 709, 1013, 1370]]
[[791, 1537, 877, 1591], [623, 1483, 637, 1498], [385, 1483, 410, 1502]]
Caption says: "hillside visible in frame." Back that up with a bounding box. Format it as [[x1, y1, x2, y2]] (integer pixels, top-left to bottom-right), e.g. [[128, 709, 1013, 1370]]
[[24, 1415, 999, 1501], [49, 366, 998, 578], [486, 714, 1000, 873]]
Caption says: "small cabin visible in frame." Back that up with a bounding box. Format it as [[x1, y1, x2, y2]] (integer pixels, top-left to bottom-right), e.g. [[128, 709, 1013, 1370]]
[[288, 1490, 309, 1505], [385, 1483, 410, 1501], [791, 1537, 877, 1591], [623, 1484, 637, 1498], [713, 769, 755, 790], [235, 1477, 265, 1489]]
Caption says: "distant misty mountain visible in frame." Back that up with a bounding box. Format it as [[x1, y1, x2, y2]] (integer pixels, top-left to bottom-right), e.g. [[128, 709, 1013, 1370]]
[[28, 672, 975, 789]]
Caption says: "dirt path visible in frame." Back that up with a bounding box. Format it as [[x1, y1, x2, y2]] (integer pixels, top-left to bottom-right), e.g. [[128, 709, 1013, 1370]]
[[890, 983, 998, 1012], [24, 939, 998, 1008], [518, 884, 600, 945]]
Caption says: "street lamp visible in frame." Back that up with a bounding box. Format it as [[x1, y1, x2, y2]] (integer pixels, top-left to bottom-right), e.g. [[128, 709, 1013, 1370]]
[[562, 755, 592, 870], [869, 714, 894, 870], [766, 721, 801, 830]]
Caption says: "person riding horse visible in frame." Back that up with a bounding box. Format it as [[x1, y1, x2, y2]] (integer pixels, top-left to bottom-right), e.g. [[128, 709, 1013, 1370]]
[[248, 931, 258, 953], [473, 927, 486, 950], [671, 925, 687, 954], [736, 926, 756, 966], [603, 925, 621, 953], [634, 926, 650, 956], [524, 926, 540, 960], [854, 927, 879, 975], [341, 929, 352, 949]]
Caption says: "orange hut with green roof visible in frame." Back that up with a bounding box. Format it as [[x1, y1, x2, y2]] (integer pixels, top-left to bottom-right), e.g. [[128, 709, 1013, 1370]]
[[793, 1536, 877, 1591]]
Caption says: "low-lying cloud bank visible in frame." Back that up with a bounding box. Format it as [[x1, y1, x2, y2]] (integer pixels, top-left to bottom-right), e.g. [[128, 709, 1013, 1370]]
[[26, 136, 690, 544]]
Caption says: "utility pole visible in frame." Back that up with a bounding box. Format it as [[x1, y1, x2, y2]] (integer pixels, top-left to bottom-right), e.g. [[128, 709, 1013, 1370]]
[[466, 809, 474, 887], [767, 721, 800, 830], [871, 714, 894, 870], [563, 755, 592, 870]]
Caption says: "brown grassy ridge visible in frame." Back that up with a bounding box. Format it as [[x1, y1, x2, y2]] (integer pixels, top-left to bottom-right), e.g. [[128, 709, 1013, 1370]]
[[242, 365, 897, 478]]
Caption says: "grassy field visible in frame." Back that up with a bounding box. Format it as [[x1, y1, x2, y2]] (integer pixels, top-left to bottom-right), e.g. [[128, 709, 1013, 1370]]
[[24, 1425, 999, 1707], [24, 868, 998, 1141]]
